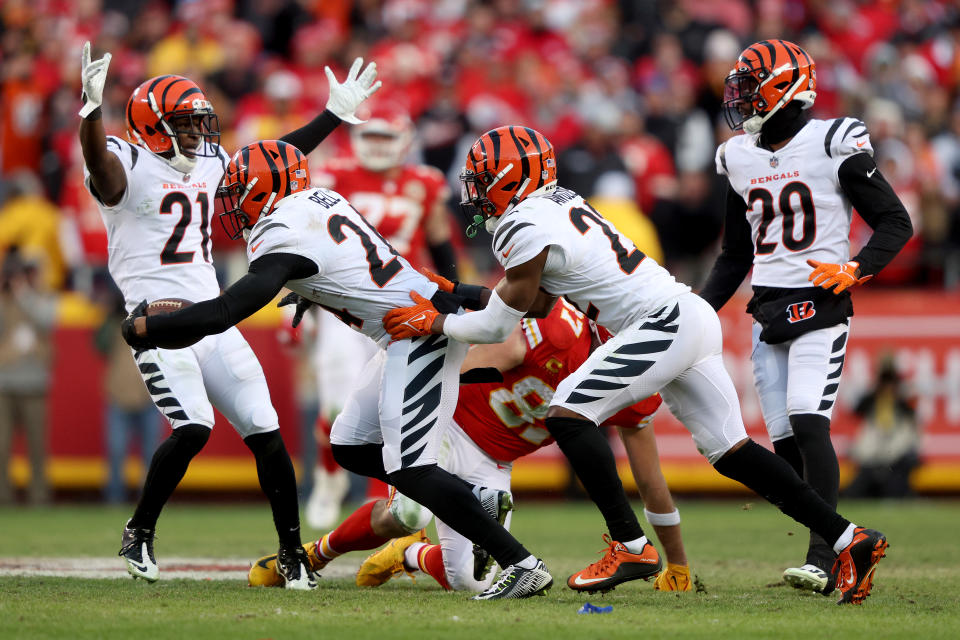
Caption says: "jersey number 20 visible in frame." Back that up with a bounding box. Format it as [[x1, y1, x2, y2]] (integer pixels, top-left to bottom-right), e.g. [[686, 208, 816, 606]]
[[750, 181, 816, 254]]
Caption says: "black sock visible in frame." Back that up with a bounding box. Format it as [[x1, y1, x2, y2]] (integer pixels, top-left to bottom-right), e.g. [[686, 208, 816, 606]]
[[331, 443, 390, 483], [773, 436, 804, 476], [245, 431, 302, 549], [713, 439, 849, 545], [129, 424, 210, 530], [791, 414, 840, 566], [388, 464, 530, 568], [545, 416, 644, 542]]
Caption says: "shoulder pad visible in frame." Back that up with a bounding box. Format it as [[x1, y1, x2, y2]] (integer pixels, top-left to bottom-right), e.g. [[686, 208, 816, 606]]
[[715, 141, 728, 176]]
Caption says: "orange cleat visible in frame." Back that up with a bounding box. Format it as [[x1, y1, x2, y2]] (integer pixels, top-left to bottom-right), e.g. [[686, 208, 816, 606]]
[[567, 534, 662, 593], [833, 527, 888, 605]]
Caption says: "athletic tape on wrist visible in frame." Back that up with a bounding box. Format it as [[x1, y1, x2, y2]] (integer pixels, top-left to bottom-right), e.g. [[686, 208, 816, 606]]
[[644, 508, 681, 526]]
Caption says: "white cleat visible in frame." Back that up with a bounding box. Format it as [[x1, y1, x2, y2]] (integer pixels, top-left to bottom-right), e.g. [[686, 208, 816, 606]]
[[277, 545, 318, 591], [119, 521, 159, 582], [783, 563, 830, 593]]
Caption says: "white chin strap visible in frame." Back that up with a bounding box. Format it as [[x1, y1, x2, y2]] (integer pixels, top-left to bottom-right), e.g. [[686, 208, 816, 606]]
[[744, 72, 809, 135], [484, 216, 502, 234], [165, 152, 197, 174]]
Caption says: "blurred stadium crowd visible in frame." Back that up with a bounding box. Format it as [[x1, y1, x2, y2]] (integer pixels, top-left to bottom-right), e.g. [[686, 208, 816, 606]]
[[3, 0, 960, 295]]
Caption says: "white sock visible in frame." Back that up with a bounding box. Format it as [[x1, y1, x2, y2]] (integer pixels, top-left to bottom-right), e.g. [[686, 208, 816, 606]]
[[404, 542, 428, 571], [516, 554, 538, 569], [622, 536, 649, 554], [832, 523, 857, 554]]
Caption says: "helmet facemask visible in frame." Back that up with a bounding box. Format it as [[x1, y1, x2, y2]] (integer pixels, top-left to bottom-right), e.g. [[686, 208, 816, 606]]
[[156, 100, 220, 173], [460, 165, 513, 238], [216, 176, 256, 240]]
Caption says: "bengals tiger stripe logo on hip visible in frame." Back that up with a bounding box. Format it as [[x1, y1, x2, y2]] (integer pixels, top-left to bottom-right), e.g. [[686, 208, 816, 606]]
[[786, 300, 816, 324]]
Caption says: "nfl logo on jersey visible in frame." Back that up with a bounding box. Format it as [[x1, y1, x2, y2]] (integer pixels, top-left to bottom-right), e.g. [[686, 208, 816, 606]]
[[769, 155, 779, 168]]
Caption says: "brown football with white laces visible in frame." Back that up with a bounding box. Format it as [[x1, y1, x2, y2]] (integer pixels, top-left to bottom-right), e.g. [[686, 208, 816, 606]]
[[145, 298, 193, 316]]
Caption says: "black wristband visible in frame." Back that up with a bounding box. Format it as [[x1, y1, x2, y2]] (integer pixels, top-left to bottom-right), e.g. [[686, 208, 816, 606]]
[[452, 283, 487, 311], [84, 107, 103, 121]]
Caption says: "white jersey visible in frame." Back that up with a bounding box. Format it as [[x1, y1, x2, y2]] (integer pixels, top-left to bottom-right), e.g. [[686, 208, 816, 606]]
[[246, 187, 438, 347], [717, 117, 873, 288], [494, 187, 689, 334], [85, 136, 226, 311]]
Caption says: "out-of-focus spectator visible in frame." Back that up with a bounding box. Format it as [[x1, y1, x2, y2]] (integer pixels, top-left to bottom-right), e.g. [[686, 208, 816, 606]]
[[94, 289, 161, 504], [0, 172, 66, 291], [557, 100, 630, 199], [845, 357, 921, 499], [0, 52, 45, 174], [0, 247, 57, 504], [588, 172, 664, 265]]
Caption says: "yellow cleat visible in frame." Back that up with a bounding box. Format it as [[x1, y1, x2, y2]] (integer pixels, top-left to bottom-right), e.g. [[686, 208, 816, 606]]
[[356, 529, 429, 588], [653, 562, 693, 592], [248, 541, 329, 587]]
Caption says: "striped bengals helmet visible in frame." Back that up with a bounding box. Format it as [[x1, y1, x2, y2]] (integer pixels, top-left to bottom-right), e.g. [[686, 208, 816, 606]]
[[722, 39, 816, 134], [126, 75, 220, 174], [460, 126, 556, 237], [217, 140, 310, 240]]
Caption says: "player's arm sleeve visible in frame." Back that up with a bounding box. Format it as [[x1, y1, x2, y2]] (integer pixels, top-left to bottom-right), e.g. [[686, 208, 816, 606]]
[[278, 111, 342, 155], [698, 182, 754, 311], [442, 288, 526, 344], [837, 153, 914, 277], [145, 253, 318, 347]]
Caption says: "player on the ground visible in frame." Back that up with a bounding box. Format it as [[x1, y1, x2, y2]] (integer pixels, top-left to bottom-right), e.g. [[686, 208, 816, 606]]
[[699, 39, 912, 594], [305, 104, 460, 529], [121, 140, 553, 600], [383, 125, 889, 604], [248, 299, 693, 593], [78, 41, 379, 589]]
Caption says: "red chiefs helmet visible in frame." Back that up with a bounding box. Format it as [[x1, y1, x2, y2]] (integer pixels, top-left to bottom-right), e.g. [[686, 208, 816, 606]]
[[350, 104, 414, 171], [217, 140, 310, 240], [460, 126, 556, 237], [126, 75, 220, 173], [722, 39, 816, 134]]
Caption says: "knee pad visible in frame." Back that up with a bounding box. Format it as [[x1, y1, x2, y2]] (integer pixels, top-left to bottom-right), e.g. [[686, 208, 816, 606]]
[[243, 429, 283, 457], [388, 491, 433, 533], [171, 424, 211, 456], [331, 443, 389, 482]]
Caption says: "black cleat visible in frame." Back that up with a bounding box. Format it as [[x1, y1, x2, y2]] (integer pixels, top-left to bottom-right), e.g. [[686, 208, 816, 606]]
[[833, 528, 888, 605], [277, 545, 318, 591]]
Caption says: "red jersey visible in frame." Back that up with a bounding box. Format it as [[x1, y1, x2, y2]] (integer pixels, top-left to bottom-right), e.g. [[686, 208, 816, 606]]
[[454, 299, 663, 463], [313, 158, 449, 270]]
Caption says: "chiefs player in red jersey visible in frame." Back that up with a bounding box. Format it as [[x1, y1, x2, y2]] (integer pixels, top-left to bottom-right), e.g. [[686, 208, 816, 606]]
[[304, 104, 462, 529], [252, 299, 693, 593]]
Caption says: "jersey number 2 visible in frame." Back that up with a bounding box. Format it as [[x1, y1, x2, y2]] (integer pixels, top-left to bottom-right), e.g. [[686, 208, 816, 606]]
[[159, 192, 210, 265], [569, 204, 645, 274], [750, 181, 816, 255], [327, 212, 402, 287]]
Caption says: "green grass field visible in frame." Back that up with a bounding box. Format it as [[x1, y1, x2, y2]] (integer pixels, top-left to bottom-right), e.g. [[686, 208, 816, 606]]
[[1, 499, 958, 639]]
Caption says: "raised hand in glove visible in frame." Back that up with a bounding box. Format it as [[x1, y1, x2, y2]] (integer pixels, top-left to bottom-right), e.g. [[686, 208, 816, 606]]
[[121, 300, 154, 350], [325, 57, 382, 124], [277, 291, 314, 328], [79, 41, 112, 118], [383, 292, 440, 340], [807, 259, 872, 294]]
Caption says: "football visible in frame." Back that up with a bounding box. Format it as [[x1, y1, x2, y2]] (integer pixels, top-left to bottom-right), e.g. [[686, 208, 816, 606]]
[[146, 298, 194, 316]]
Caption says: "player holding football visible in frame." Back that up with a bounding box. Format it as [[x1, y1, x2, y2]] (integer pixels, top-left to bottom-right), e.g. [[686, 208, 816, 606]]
[[699, 39, 912, 594], [248, 299, 693, 593], [304, 105, 460, 529], [383, 125, 889, 604], [78, 41, 380, 589], [121, 140, 553, 600]]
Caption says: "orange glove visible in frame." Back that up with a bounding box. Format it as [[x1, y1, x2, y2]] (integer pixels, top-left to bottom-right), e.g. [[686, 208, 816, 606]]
[[383, 291, 440, 340], [420, 267, 454, 293], [807, 259, 873, 294]]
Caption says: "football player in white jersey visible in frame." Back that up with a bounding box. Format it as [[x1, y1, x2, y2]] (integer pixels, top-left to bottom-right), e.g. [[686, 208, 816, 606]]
[[699, 39, 912, 595], [78, 41, 380, 589], [383, 125, 889, 604], [121, 140, 553, 600]]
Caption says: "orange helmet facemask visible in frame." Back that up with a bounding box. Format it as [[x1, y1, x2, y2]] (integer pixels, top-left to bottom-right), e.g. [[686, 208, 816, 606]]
[[126, 75, 220, 174], [722, 39, 816, 135], [217, 140, 310, 240], [460, 126, 556, 237]]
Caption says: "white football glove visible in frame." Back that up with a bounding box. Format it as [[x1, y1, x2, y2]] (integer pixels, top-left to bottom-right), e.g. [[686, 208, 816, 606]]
[[324, 57, 382, 124], [79, 41, 112, 119]]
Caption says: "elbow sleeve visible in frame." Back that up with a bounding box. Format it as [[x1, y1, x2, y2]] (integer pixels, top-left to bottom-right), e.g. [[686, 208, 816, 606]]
[[441, 290, 525, 344]]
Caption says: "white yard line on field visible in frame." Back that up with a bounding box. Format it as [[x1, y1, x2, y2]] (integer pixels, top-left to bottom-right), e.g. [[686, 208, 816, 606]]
[[0, 556, 361, 580]]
